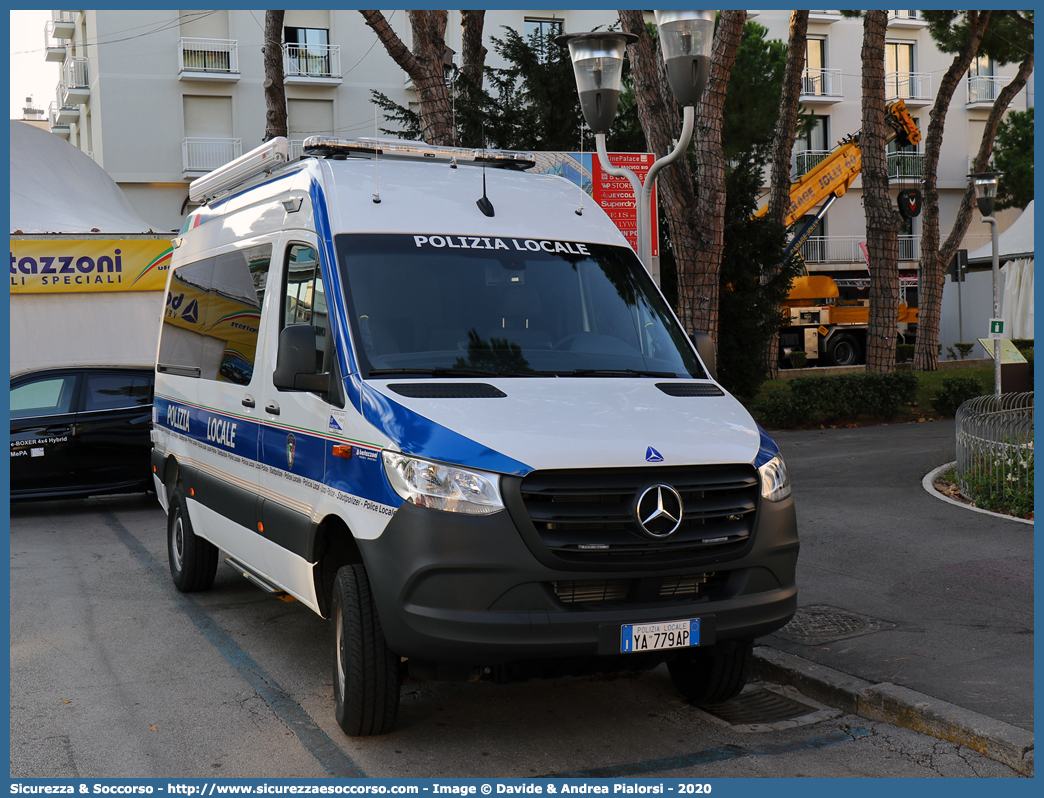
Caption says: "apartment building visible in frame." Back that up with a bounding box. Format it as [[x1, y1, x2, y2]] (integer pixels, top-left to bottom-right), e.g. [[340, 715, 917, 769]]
[[43, 8, 1030, 287]]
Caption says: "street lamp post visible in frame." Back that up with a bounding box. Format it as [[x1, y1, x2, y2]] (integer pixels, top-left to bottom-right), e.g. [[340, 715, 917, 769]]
[[557, 11, 713, 285], [969, 170, 1003, 397]]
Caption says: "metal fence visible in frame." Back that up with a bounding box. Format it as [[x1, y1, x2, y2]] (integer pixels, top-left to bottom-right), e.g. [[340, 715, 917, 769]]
[[955, 392, 1034, 502]]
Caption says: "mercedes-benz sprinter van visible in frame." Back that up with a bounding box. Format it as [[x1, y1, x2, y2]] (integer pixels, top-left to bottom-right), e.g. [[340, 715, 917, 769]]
[[152, 136, 798, 736]]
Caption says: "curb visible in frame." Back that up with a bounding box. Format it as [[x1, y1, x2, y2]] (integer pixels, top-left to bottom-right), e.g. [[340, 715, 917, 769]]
[[922, 462, 1034, 525], [752, 647, 1034, 776]]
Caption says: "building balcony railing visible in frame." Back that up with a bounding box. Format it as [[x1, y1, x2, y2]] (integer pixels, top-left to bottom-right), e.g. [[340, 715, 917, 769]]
[[62, 57, 90, 103], [182, 137, 242, 176], [178, 38, 239, 79], [283, 43, 342, 84], [51, 11, 76, 39], [48, 101, 71, 137], [800, 68, 843, 101], [800, 235, 924, 264], [53, 81, 80, 123], [885, 71, 932, 104], [887, 11, 927, 28], [44, 21, 69, 61], [794, 149, 832, 177], [887, 151, 924, 180], [967, 75, 1012, 105]]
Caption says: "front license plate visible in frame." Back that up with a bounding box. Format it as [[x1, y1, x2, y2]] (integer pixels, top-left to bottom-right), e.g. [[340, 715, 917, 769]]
[[621, 618, 700, 653]]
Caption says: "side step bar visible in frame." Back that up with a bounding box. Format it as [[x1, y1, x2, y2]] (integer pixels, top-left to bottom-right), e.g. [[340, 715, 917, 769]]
[[225, 556, 282, 594]]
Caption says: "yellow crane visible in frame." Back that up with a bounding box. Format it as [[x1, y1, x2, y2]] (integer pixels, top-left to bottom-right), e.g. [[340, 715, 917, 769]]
[[756, 100, 922, 367]]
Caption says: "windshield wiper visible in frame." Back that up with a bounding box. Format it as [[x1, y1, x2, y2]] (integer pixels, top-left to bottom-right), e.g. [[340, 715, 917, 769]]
[[367, 367, 538, 378], [561, 368, 680, 378]]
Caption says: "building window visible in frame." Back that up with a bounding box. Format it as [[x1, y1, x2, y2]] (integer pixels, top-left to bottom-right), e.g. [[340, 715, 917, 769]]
[[885, 41, 916, 99], [802, 38, 832, 95], [285, 27, 331, 77], [525, 18, 562, 62]]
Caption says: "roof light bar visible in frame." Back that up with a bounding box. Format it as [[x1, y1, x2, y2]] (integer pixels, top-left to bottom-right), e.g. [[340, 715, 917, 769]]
[[302, 136, 535, 171], [189, 137, 289, 203]]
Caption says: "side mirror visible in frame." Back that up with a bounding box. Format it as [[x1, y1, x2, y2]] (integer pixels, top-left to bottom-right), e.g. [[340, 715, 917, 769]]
[[274, 324, 330, 392], [690, 332, 717, 381]]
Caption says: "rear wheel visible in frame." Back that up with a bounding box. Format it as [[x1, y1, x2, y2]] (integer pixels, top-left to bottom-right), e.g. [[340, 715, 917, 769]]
[[667, 639, 753, 704], [827, 333, 861, 366], [167, 486, 218, 592], [332, 564, 401, 736]]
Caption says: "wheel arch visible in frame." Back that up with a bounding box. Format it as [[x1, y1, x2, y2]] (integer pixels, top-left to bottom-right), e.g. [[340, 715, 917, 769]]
[[311, 514, 365, 618]]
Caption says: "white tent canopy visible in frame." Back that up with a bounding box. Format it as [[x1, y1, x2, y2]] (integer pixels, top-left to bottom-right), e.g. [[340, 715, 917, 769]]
[[9, 120, 158, 234], [967, 200, 1034, 264]]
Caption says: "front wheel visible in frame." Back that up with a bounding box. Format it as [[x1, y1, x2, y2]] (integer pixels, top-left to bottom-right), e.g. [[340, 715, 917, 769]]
[[332, 564, 401, 736], [667, 639, 753, 704], [167, 486, 218, 592], [827, 333, 861, 367]]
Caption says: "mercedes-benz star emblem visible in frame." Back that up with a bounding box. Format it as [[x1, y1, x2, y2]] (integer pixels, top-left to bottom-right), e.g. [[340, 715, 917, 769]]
[[635, 484, 684, 538]]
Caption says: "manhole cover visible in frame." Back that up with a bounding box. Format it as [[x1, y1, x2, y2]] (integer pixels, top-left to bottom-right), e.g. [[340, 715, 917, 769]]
[[775, 604, 890, 645], [700, 686, 817, 725]]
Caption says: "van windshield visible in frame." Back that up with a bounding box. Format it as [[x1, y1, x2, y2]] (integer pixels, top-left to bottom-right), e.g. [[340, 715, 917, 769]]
[[335, 234, 706, 380]]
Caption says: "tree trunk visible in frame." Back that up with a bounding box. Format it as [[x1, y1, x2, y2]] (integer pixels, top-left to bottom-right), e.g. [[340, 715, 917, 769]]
[[618, 10, 699, 335], [688, 11, 747, 342], [764, 10, 808, 378], [262, 11, 287, 142], [861, 11, 901, 374], [361, 10, 457, 145], [459, 10, 487, 86], [915, 16, 1034, 370]]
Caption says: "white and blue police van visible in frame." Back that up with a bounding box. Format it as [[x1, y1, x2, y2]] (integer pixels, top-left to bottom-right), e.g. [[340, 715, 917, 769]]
[[151, 136, 798, 737]]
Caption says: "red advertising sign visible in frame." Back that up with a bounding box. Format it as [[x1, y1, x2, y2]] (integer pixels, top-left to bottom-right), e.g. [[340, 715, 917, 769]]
[[591, 153, 658, 257]]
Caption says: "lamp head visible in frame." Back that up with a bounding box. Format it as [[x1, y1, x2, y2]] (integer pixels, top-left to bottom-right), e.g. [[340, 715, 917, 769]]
[[556, 31, 638, 135], [969, 170, 1002, 217], [654, 10, 714, 107]]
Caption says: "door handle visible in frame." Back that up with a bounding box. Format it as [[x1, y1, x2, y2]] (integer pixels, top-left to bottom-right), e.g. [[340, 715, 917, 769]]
[[265, 402, 280, 415], [242, 396, 256, 408]]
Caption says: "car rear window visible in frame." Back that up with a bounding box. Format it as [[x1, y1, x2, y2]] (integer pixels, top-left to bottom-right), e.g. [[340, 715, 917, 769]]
[[84, 373, 153, 411], [10, 375, 78, 419]]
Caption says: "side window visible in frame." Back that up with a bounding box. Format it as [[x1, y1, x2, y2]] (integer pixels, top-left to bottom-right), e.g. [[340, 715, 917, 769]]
[[11, 374, 79, 419], [83, 373, 153, 412], [158, 244, 272, 384], [283, 244, 327, 373]]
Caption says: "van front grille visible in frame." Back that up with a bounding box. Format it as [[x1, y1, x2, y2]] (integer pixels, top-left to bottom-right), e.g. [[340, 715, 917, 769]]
[[551, 572, 728, 606], [518, 465, 759, 567]]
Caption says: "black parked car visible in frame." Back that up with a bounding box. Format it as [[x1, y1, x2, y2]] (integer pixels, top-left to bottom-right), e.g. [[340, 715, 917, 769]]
[[10, 367, 155, 501]]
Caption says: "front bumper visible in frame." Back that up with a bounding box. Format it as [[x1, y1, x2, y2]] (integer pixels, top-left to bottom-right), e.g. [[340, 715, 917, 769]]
[[358, 492, 798, 666]]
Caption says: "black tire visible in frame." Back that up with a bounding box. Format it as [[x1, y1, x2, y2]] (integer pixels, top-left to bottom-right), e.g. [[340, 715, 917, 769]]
[[667, 639, 753, 704], [827, 333, 861, 367], [167, 486, 218, 592], [331, 564, 401, 736]]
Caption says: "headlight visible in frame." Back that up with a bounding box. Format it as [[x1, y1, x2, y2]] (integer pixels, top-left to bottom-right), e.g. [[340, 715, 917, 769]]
[[758, 454, 791, 502], [382, 451, 504, 515]]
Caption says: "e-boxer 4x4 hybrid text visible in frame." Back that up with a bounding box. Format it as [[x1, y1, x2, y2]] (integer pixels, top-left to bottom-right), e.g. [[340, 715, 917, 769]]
[[151, 136, 798, 736]]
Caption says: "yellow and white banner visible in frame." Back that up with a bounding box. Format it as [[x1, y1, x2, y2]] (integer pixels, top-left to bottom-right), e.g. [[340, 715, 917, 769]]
[[10, 238, 173, 294]]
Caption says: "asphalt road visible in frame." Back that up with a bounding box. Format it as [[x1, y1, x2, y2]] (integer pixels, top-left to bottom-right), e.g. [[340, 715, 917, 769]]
[[8, 489, 1024, 780]]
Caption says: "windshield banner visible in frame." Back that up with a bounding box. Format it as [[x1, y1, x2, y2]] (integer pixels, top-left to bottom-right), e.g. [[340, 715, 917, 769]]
[[10, 238, 172, 294]]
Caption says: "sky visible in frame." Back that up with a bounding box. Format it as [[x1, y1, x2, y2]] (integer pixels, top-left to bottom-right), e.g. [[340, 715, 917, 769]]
[[10, 9, 56, 120]]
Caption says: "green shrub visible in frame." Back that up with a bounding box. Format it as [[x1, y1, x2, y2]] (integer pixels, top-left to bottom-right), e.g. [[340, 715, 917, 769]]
[[895, 343, 914, 363], [959, 446, 1034, 517], [930, 376, 985, 417], [787, 350, 808, 368], [754, 370, 919, 426], [1011, 338, 1034, 353]]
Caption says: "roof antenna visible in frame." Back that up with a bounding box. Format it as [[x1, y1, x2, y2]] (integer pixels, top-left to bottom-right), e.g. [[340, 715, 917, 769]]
[[576, 121, 586, 216], [476, 120, 494, 217], [372, 104, 381, 204]]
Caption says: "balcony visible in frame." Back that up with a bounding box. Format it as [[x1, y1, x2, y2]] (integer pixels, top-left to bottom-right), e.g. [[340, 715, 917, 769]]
[[54, 81, 79, 123], [800, 68, 843, 104], [48, 101, 71, 137], [178, 38, 240, 81], [807, 11, 841, 24], [794, 149, 832, 177], [887, 151, 924, 180], [43, 21, 68, 62], [182, 137, 242, 178], [967, 75, 1012, 107], [283, 43, 342, 85], [887, 11, 928, 29], [51, 11, 75, 39], [885, 71, 932, 106], [800, 235, 923, 265], [62, 57, 90, 104]]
